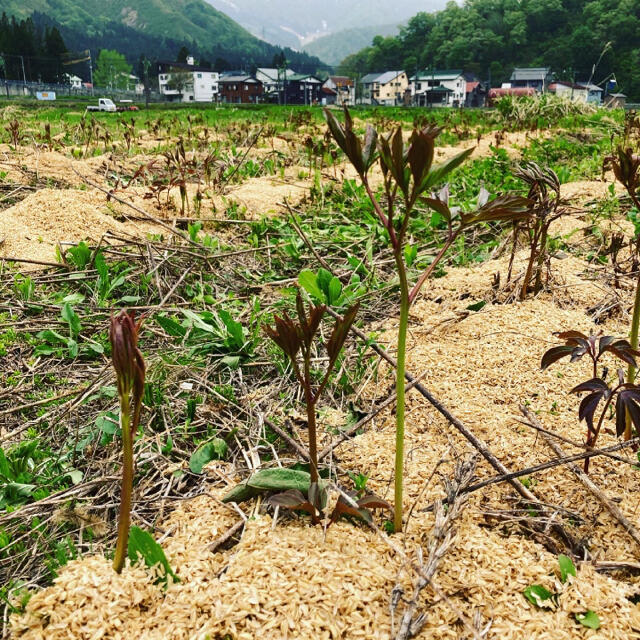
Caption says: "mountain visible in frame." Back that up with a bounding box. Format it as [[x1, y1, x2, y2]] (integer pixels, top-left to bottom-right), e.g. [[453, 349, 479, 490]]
[[302, 23, 402, 67], [3, 0, 324, 71], [204, 0, 444, 50]]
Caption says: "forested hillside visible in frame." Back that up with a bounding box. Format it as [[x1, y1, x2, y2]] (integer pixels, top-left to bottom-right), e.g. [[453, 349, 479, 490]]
[[339, 0, 640, 99], [0, 0, 323, 77]]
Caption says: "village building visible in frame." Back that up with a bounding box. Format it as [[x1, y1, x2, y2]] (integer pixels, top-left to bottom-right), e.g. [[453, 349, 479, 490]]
[[256, 67, 295, 101], [509, 67, 554, 92], [281, 74, 323, 105], [548, 81, 589, 102], [360, 71, 408, 106], [322, 76, 354, 105], [157, 57, 219, 102], [218, 74, 263, 103], [411, 70, 465, 107]]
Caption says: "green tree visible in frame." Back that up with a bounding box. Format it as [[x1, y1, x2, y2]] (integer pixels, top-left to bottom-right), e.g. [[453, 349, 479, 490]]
[[177, 46, 190, 63], [93, 49, 132, 89]]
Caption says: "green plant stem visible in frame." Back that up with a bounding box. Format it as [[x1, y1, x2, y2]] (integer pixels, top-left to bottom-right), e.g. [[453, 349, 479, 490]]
[[626, 272, 640, 439], [393, 251, 410, 533], [113, 394, 133, 573], [303, 356, 319, 485]]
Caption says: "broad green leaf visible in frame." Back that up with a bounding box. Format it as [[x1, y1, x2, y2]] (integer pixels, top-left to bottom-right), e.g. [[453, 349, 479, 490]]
[[317, 268, 333, 295], [221, 482, 260, 504], [328, 276, 342, 305], [404, 244, 418, 268], [155, 315, 187, 338], [523, 584, 555, 608], [246, 468, 311, 492], [558, 554, 577, 583], [61, 303, 81, 336], [219, 310, 244, 348], [67, 338, 78, 359], [575, 611, 600, 629], [37, 329, 68, 344], [62, 293, 85, 304], [127, 526, 179, 585], [189, 438, 228, 474], [298, 270, 324, 302]]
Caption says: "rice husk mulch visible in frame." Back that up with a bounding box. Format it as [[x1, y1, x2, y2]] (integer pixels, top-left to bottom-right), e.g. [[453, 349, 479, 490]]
[[9, 173, 640, 637]]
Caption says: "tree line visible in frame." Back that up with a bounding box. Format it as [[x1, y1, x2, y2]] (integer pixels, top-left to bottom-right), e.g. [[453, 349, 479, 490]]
[[338, 0, 640, 100], [0, 13, 67, 83]]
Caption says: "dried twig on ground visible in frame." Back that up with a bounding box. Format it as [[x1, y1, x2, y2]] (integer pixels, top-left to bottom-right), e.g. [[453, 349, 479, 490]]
[[391, 457, 477, 640], [521, 405, 640, 549]]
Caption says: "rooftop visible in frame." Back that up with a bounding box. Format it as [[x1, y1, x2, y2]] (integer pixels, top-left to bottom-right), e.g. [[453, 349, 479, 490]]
[[510, 67, 552, 81], [219, 75, 260, 83], [412, 69, 463, 81], [361, 71, 405, 85]]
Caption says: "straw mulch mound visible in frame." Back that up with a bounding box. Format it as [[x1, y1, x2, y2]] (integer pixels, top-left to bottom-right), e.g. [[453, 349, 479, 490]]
[[0, 188, 159, 264]]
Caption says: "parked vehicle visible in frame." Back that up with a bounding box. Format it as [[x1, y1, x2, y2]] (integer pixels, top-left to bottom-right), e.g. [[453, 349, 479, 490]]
[[86, 98, 117, 112]]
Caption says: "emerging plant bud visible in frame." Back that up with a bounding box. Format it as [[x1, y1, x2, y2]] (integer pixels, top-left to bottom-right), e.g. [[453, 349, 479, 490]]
[[109, 309, 146, 573], [110, 310, 145, 400]]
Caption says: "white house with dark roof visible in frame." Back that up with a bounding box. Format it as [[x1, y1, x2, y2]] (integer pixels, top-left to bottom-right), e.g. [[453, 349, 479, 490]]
[[158, 56, 219, 102], [410, 70, 465, 107], [360, 71, 408, 105]]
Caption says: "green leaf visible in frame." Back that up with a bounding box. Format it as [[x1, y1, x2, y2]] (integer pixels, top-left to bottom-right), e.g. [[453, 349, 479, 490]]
[[219, 310, 244, 348], [62, 293, 85, 304], [523, 584, 555, 608], [575, 611, 600, 629], [404, 244, 418, 268], [558, 554, 577, 583], [60, 302, 82, 337], [466, 300, 486, 312], [127, 526, 179, 585], [246, 468, 311, 492], [328, 277, 342, 305], [221, 482, 260, 504], [37, 329, 68, 344], [421, 147, 474, 192], [155, 315, 186, 338], [189, 438, 228, 474], [298, 270, 324, 302]]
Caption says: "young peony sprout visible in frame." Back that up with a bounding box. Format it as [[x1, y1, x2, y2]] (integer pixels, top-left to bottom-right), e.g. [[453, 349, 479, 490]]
[[109, 310, 146, 573]]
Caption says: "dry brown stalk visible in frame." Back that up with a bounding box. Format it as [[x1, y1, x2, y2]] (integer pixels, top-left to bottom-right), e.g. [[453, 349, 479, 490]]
[[521, 405, 640, 550], [391, 458, 477, 640]]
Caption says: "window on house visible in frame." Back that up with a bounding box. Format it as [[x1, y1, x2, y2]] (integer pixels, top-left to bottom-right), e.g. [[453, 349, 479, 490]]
[[244, 84, 249, 90], [197, 73, 202, 78]]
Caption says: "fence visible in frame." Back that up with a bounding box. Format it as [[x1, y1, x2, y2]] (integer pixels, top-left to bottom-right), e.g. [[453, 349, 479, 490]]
[[0, 80, 163, 102]]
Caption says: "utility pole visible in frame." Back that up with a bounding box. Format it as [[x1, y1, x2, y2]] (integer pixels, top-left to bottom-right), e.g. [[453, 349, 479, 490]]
[[143, 57, 151, 109], [20, 55, 26, 84]]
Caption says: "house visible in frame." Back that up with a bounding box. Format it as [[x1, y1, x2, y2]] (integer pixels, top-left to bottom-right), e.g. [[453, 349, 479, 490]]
[[411, 70, 465, 107], [256, 67, 295, 100], [218, 75, 263, 103], [360, 71, 408, 106], [548, 81, 589, 102], [281, 74, 323, 105], [465, 79, 487, 107], [580, 83, 603, 104], [509, 67, 553, 92], [604, 93, 627, 109], [158, 57, 219, 102], [64, 74, 82, 90], [322, 76, 354, 105]]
